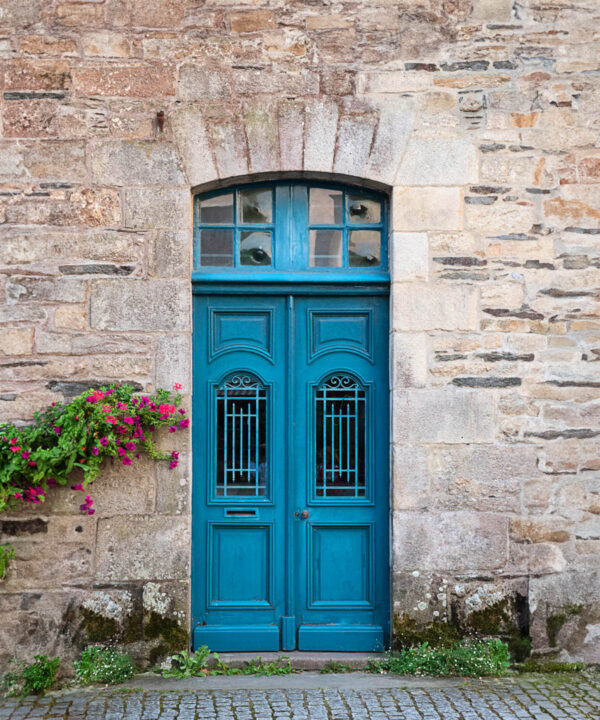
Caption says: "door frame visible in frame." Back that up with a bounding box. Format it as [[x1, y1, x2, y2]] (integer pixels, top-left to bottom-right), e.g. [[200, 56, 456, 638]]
[[191, 280, 391, 650]]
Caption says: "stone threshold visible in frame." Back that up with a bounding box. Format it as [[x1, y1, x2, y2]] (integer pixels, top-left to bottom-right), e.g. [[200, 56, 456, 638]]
[[208, 651, 383, 670]]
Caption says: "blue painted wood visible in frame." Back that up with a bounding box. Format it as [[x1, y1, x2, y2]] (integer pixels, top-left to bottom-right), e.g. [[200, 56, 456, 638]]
[[193, 293, 390, 652], [192, 180, 389, 653], [195, 625, 280, 652], [293, 295, 390, 650], [297, 625, 384, 652]]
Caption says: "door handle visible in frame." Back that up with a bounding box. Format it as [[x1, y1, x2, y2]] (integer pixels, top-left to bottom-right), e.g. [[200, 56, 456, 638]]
[[300, 510, 309, 520]]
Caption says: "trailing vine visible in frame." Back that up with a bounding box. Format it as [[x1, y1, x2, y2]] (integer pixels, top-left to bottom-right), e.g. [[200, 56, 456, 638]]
[[0, 383, 187, 577]]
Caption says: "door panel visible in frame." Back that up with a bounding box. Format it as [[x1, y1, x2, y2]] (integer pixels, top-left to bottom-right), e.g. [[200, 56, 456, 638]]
[[192, 296, 286, 651], [293, 295, 389, 651], [192, 293, 389, 651]]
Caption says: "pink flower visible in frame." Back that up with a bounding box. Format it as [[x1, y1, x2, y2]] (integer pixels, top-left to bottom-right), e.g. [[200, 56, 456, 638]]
[[53, 426, 61, 435], [122, 456, 132, 466], [99, 437, 109, 446], [169, 460, 178, 470], [88, 509, 95, 515], [179, 419, 190, 429], [10, 446, 20, 453], [105, 416, 117, 424], [14, 493, 22, 500], [171, 451, 179, 460], [72, 484, 84, 491], [169, 425, 176, 433], [91, 447, 99, 455], [21, 450, 30, 459], [159, 404, 176, 415], [28, 460, 36, 467], [123, 416, 134, 425], [174, 383, 182, 390], [101, 405, 111, 412], [178, 408, 186, 415]]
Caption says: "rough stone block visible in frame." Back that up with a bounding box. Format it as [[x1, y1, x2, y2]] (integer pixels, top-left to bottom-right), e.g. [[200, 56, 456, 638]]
[[0, 328, 34, 355], [392, 445, 430, 510], [278, 100, 304, 172], [73, 64, 176, 97], [358, 71, 432, 94], [90, 279, 190, 332], [123, 188, 190, 230], [155, 333, 191, 389], [393, 388, 495, 443], [150, 230, 190, 278], [4, 60, 71, 91], [95, 515, 189, 581], [391, 232, 428, 281], [244, 101, 279, 174], [82, 32, 131, 57], [393, 187, 462, 231], [392, 282, 479, 331], [169, 107, 217, 187], [303, 99, 338, 173], [392, 332, 428, 388], [7, 277, 86, 304], [393, 511, 508, 572], [396, 138, 478, 186], [177, 65, 231, 101], [365, 97, 414, 185], [205, 116, 249, 179], [156, 457, 190, 515], [0, 0, 41, 27], [23, 141, 87, 182], [333, 114, 377, 178], [91, 141, 185, 186], [129, 0, 186, 28], [471, 0, 513, 22], [230, 10, 275, 33]]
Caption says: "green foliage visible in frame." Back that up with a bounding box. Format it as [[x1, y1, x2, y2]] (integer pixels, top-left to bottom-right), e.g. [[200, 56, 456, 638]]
[[368, 639, 511, 678], [0, 383, 185, 514], [2, 655, 60, 697], [320, 660, 353, 674], [0, 544, 15, 579], [160, 649, 295, 678], [74, 646, 134, 685], [161, 647, 211, 679]]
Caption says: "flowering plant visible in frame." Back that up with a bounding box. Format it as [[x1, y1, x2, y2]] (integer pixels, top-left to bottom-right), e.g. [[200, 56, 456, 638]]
[[0, 383, 187, 516]]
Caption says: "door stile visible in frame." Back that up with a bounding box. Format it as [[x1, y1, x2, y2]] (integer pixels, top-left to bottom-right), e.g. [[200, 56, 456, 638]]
[[282, 294, 296, 650]]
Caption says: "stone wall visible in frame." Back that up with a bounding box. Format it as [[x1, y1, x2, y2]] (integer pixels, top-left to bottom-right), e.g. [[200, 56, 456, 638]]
[[0, 0, 599, 666]]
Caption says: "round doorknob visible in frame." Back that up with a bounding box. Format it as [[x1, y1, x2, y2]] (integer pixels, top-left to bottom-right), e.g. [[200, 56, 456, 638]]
[[300, 510, 309, 519]]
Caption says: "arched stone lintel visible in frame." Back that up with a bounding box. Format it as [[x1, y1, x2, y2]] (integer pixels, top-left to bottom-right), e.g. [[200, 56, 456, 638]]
[[189, 170, 392, 197], [170, 97, 415, 192]]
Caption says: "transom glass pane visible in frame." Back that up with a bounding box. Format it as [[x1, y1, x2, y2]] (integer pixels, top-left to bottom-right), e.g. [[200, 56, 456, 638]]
[[349, 230, 381, 267], [200, 228, 233, 266], [310, 229, 342, 267], [199, 193, 233, 224], [241, 231, 272, 266], [348, 195, 381, 224], [315, 375, 365, 498], [216, 374, 267, 498], [240, 189, 273, 223], [309, 188, 343, 225]]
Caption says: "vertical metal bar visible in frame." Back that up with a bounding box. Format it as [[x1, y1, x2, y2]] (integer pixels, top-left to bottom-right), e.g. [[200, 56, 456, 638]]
[[232, 397, 236, 486], [223, 387, 228, 497], [255, 389, 260, 495], [354, 388, 358, 497], [346, 398, 351, 492], [337, 401, 342, 485]]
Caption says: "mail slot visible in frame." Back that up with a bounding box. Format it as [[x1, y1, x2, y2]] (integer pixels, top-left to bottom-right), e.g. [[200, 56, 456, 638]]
[[224, 508, 258, 518]]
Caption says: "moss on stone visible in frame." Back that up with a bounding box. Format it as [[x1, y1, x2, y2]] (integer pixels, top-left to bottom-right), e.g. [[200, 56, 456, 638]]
[[465, 598, 531, 662], [392, 613, 461, 649], [79, 607, 120, 643], [143, 611, 188, 652], [148, 643, 168, 666], [546, 605, 582, 647], [123, 610, 144, 644]]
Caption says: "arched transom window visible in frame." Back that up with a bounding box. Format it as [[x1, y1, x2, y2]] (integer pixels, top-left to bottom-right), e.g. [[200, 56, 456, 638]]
[[193, 182, 388, 275]]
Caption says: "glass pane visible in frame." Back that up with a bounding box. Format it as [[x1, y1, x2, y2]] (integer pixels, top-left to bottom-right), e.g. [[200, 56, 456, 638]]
[[309, 188, 343, 224], [240, 231, 271, 266], [216, 374, 267, 498], [200, 228, 233, 267], [348, 194, 381, 224], [240, 188, 272, 223], [310, 229, 342, 267], [349, 230, 381, 267], [199, 193, 233, 224], [315, 375, 365, 498]]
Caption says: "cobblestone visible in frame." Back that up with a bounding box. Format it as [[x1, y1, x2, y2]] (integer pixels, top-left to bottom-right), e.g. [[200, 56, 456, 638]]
[[1, 674, 599, 720]]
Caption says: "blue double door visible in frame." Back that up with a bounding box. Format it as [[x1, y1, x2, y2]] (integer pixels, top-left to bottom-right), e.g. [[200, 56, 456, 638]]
[[192, 291, 389, 651]]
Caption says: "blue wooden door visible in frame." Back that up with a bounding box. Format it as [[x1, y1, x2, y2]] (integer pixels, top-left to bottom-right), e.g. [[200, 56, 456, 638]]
[[193, 291, 389, 651], [292, 295, 389, 651]]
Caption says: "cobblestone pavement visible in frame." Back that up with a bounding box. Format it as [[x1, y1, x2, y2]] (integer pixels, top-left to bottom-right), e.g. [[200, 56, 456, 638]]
[[0, 673, 599, 719]]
